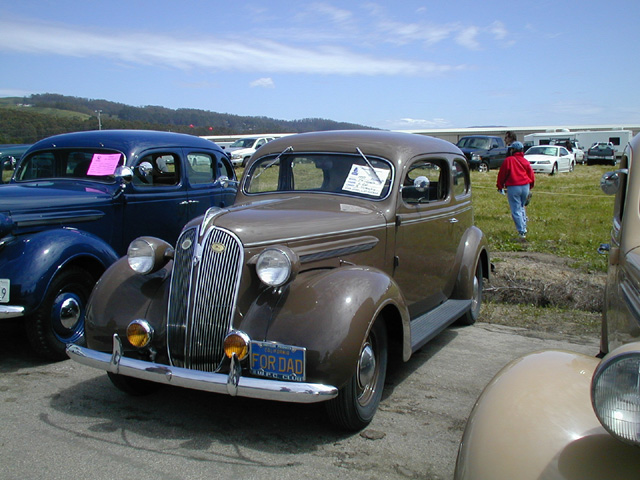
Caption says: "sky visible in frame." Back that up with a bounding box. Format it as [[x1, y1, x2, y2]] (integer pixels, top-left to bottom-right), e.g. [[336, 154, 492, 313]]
[[0, 0, 638, 131]]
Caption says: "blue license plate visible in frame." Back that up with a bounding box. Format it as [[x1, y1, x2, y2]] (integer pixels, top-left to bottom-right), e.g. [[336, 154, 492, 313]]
[[250, 341, 306, 382]]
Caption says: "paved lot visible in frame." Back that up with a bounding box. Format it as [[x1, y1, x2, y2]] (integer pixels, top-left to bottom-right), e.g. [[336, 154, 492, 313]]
[[0, 320, 598, 480]]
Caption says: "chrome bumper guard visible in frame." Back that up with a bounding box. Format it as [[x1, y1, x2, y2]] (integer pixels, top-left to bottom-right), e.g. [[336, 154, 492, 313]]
[[66, 334, 338, 404], [0, 305, 25, 319]]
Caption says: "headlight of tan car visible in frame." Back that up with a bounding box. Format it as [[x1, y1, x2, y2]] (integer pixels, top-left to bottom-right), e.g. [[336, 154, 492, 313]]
[[127, 237, 174, 274], [591, 346, 640, 446], [255, 246, 299, 287]]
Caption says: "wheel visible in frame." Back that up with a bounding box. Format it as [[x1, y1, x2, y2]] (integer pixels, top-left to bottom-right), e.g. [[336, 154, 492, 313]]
[[550, 163, 558, 175], [107, 372, 162, 396], [325, 319, 388, 431], [458, 260, 483, 326], [478, 162, 489, 173], [25, 267, 95, 361]]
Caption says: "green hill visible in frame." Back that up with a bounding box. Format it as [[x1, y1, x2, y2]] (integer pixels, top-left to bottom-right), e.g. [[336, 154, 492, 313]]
[[0, 94, 374, 144]]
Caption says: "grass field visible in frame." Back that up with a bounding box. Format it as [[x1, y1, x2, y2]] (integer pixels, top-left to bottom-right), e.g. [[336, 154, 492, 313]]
[[471, 163, 616, 272]]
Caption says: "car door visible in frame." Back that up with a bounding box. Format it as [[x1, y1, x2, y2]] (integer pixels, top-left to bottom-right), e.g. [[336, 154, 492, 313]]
[[122, 150, 189, 250], [184, 150, 237, 218], [394, 157, 460, 317]]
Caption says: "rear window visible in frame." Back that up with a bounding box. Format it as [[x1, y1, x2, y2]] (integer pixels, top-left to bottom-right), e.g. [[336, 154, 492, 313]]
[[15, 149, 123, 183]]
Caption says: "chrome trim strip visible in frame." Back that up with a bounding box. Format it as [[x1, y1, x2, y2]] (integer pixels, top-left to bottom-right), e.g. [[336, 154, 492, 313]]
[[244, 223, 387, 248], [67, 340, 338, 404], [0, 305, 25, 319], [13, 210, 106, 227], [300, 241, 378, 263]]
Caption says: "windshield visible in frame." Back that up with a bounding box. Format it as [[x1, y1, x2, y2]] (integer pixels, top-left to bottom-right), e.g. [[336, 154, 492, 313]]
[[15, 149, 123, 183], [229, 138, 256, 148], [244, 152, 393, 200], [457, 137, 490, 149], [526, 146, 558, 156]]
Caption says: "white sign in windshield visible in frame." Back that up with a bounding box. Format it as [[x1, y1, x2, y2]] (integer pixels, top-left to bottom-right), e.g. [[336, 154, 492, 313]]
[[342, 164, 389, 196]]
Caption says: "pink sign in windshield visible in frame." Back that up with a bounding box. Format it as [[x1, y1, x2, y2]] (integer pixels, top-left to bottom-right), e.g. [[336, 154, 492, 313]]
[[86, 153, 121, 176]]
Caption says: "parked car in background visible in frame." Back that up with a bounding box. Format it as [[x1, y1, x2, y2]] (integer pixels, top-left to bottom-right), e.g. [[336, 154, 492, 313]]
[[0, 130, 237, 360], [587, 142, 617, 165], [67, 130, 489, 431], [454, 135, 640, 479], [456, 135, 508, 172], [550, 138, 585, 164], [524, 145, 575, 174], [227, 136, 274, 167], [0, 144, 31, 183]]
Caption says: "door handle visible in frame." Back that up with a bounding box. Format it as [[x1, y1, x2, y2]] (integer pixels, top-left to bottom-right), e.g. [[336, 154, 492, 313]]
[[449, 218, 459, 223]]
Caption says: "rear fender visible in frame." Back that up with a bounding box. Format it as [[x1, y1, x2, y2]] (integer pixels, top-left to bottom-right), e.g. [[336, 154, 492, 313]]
[[0, 228, 118, 315], [241, 266, 409, 388], [452, 226, 489, 300]]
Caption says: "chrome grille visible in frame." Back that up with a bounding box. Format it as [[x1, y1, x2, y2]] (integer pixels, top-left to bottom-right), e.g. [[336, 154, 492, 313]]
[[167, 226, 243, 371]]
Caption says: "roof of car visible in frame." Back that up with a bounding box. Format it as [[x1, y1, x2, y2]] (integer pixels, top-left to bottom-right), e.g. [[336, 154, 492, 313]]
[[257, 130, 461, 163], [26, 130, 223, 156]]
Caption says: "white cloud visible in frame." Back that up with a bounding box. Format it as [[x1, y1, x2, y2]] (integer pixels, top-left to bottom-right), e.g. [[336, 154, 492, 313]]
[[250, 77, 275, 88], [0, 19, 463, 77], [386, 117, 453, 130], [456, 26, 480, 50]]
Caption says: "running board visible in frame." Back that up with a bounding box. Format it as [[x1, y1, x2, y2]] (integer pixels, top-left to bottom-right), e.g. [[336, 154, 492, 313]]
[[410, 299, 471, 353]]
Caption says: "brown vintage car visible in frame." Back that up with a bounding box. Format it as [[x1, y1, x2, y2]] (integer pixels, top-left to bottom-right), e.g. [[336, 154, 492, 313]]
[[454, 134, 640, 478], [67, 130, 489, 430]]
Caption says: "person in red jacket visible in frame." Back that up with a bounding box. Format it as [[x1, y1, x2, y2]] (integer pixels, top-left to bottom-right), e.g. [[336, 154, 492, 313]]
[[496, 141, 535, 239]]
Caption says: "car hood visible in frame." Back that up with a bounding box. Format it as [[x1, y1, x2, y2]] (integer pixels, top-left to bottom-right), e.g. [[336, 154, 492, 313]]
[[525, 154, 559, 162], [231, 147, 255, 155], [0, 182, 115, 217], [210, 195, 387, 248]]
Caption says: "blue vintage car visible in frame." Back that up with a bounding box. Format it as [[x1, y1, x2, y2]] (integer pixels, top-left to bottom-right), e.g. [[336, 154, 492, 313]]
[[0, 130, 237, 360]]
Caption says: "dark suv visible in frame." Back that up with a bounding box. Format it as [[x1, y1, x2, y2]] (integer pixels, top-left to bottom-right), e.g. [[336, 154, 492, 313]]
[[0, 130, 236, 360], [456, 135, 508, 172]]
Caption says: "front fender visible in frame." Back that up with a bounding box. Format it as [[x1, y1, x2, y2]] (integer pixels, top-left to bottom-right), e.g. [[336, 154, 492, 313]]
[[84, 256, 171, 353], [455, 349, 640, 480], [241, 266, 409, 388], [0, 228, 119, 314]]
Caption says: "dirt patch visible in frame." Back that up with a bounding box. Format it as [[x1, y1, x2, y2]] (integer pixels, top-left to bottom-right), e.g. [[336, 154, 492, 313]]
[[481, 252, 605, 338], [486, 251, 605, 312]]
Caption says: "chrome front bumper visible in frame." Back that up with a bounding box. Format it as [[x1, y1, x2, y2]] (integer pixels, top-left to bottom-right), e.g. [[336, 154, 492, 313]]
[[0, 305, 25, 319], [66, 334, 338, 404]]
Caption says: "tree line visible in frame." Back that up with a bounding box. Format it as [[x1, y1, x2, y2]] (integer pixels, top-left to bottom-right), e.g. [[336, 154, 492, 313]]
[[0, 93, 373, 144]]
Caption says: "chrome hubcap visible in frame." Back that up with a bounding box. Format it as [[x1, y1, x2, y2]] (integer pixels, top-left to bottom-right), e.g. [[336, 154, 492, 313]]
[[57, 295, 81, 329], [357, 343, 376, 390]]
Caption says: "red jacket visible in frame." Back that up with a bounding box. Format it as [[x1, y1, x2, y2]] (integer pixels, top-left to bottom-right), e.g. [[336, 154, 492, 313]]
[[496, 152, 535, 189]]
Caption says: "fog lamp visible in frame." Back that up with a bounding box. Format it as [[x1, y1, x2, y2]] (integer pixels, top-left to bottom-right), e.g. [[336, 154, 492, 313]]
[[126, 320, 153, 348], [223, 331, 250, 360], [592, 351, 640, 446]]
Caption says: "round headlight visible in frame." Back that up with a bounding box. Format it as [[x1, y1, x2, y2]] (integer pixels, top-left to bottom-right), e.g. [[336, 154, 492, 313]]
[[592, 351, 640, 445], [127, 238, 155, 274], [223, 330, 250, 360], [127, 320, 154, 348], [256, 247, 297, 287]]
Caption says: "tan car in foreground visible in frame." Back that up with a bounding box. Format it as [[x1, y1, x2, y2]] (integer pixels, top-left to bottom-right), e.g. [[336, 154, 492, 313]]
[[67, 130, 489, 430], [454, 134, 640, 479]]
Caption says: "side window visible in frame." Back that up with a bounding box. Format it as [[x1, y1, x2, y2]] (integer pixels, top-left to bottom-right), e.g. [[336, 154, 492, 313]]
[[187, 153, 214, 185], [402, 160, 447, 204], [453, 159, 470, 198], [18, 152, 56, 180], [133, 153, 179, 186], [217, 155, 234, 180]]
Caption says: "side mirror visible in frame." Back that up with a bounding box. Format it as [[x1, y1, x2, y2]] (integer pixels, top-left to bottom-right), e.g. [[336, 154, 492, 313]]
[[600, 169, 628, 195], [414, 175, 430, 192], [138, 161, 154, 177], [214, 176, 238, 189], [115, 165, 134, 183]]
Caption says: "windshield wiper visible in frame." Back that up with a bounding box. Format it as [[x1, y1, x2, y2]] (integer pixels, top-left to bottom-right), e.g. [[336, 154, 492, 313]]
[[356, 147, 382, 184], [253, 146, 293, 181]]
